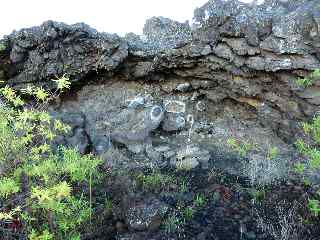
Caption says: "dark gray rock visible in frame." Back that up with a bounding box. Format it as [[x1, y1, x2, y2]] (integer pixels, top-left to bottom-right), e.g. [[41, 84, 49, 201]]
[[66, 128, 89, 154], [260, 35, 312, 54], [171, 144, 211, 170], [162, 113, 186, 132], [111, 105, 164, 153], [126, 198, 168, 231], [143, 17, 192, 50], [223, 38, 260, 56], [58, 112, 86, 129], [93, 136, 112, 155], [246, 55, 320, 71], [296, 87, 320, 105], [2, 21, 128, 87]]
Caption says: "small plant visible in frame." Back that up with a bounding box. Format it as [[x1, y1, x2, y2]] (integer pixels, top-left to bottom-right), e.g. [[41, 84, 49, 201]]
[[29, 229, 54, 240], [0, 177, 20, 198], [0, 42, 6, 52], [227, 137, 253, 157], [52, 74, 71, 91], [104, 198, 113, 215], [296, 77, 314, 88], [295, 116, 320, 173], [294, 163, 306, 175], [179, 180, 188, 193], [302, 116, 320, 144], [182, 206, 195, 220], [308, 199, 320, 217], [136, 172, 174, 192], [194, 193, 206, 208], [163, 214, 181, 234], [250, 188, 266, 202], [295, 69, 320, 88], [267, 147, 279, 160]]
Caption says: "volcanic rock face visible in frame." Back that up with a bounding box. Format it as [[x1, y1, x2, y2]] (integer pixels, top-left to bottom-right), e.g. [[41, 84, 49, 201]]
[[0, 0, 320, 182], [0, 21, 128, 86]]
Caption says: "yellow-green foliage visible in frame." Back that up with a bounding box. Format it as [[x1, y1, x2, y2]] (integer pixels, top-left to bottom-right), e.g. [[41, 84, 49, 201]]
[[0, 206, 22, 221], [296, 69, 320, 88], [0, 177, 20, 198], [136, 172, 174, 192], [52, 74, 71, 91], [295, 115, 320, 217], [295, 116, 320, 172], [308, 199, 320, 217], [227, 137, 253, 157], [0, 76, 103, 239], [302, 115, 320, 144], [29, 229, 54, 240], [61, 147, 102, 182], [0, 43, 6, 52], [267, 147, 279, 160]]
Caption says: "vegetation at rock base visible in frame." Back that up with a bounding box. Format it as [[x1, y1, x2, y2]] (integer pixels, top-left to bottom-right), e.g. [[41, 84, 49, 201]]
[[226, 137, 254, 157], [295, 69, 320, 88], [0, 43, 6, 52], [0, 76, 103, 239], [162, 214, 181, 234], [135, 171, 175, 193], [194, 193, 206, 208], [294, 115, 320, 217]]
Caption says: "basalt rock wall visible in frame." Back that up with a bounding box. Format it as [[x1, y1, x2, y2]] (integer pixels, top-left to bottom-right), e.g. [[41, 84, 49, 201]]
[[0, 0, 320, 180]]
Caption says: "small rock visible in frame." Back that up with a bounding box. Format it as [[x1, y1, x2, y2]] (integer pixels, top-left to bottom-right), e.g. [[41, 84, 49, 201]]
[[145, 144, 162, 161], [176, 157, 199, 170], [116, 221, 127, 234], [297, 87, 320, 105], [164, 150, 176, 159], [66, 128, 89, 154], [154, 145, 171, 152], [94, 135, 111, 155], [164, 100, 186, 113], [174, 145, 211, 170], [126, 198, 168, 231], [111, 105, 164, 153], [246, 231, 256, 239], [162, 113, 186, 132], [176, 82, 191, 92], [127, 96, 145, 109]]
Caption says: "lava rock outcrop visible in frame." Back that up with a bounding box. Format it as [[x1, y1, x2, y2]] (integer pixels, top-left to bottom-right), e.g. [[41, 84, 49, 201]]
[[0, 0, 319, 180]]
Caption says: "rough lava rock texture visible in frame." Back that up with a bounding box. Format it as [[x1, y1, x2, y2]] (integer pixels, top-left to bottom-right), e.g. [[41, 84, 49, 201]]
[[0, 0, 320, 181], [0, 21, 128, 87]]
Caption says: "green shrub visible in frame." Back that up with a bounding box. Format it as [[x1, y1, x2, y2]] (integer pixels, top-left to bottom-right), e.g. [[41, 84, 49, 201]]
[[182, 206, 195, 220], [163, 214, 181, 234], [295, 116, 320, 171], [308, 199, 320, 217], [194, 193, 206, 208], [227, 137, 253, 157], [0, 43, 6, 52], [294, 115, 320, 217], [0, 177, 20, 198], [0, 76, 103, 239], [295, 69, 320, 88], [136, 172, 174, 192]]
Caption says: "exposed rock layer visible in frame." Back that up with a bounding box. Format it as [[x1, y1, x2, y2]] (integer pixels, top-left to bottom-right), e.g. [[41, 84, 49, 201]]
[[0, 0, 319, 180]]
